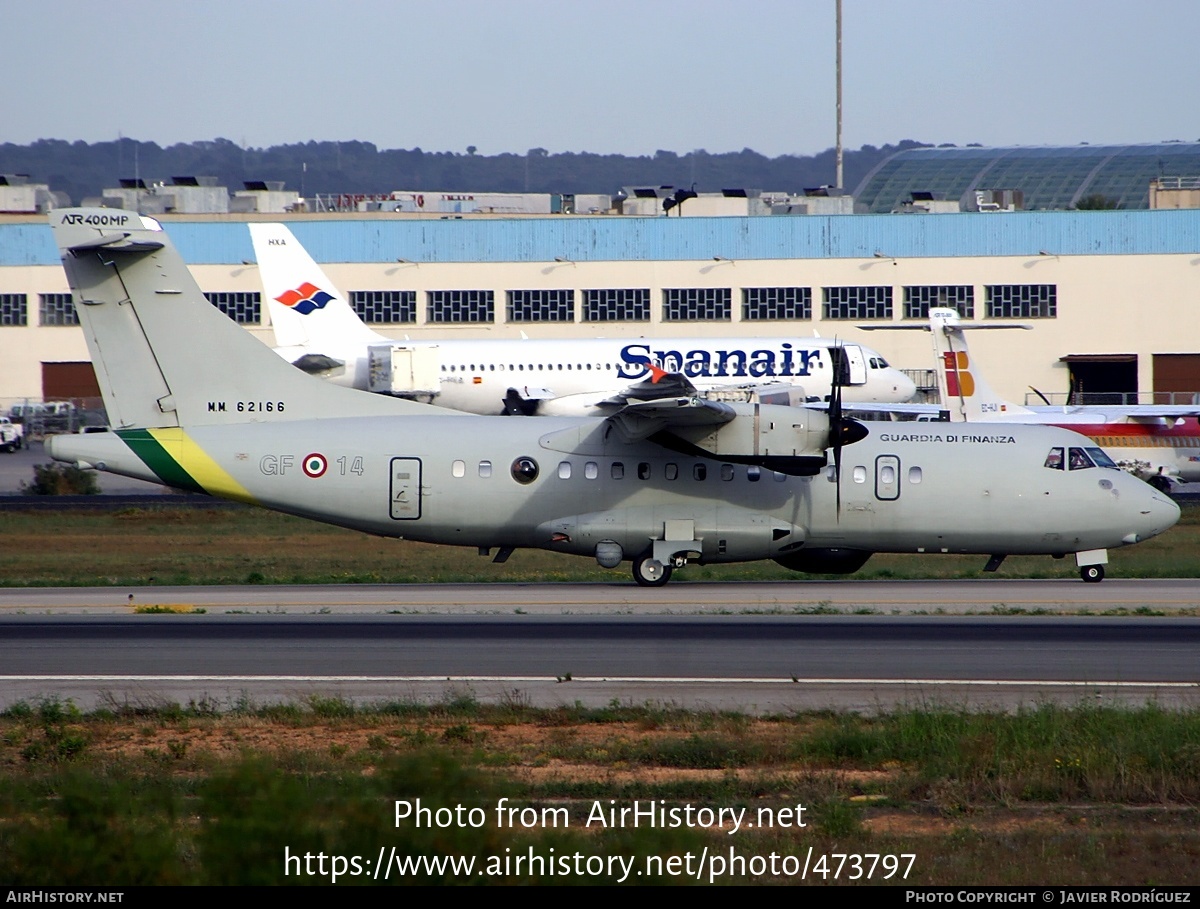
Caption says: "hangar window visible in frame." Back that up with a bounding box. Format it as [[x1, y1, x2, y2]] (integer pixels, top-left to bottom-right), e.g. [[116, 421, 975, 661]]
[[742, 286, 812, 321], [663, 288, 731, 321], [507, 289, 575, 322], [582, 288, 650, 322], [427, 290, 494, 324], [985, 284, 1056, 319], [350, 290, 416, 323], [823, 286, 892, 320], [0, 294, 25, 326], [205, 292, 261, 324], [904, 285, 973, 320], [39, 293, 78, 326]]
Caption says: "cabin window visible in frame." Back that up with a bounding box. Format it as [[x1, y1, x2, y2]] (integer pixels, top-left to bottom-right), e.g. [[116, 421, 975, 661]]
[[879, 464, 895, 485], [908, 466, 923, 484], [638, 462, 651, 480], [773, 471, 787, 482], [611, 462, 625, 479], [558, 461, 572, 479], [721, 464, 735, 481], [452, 459, 466, 478], [1044, 447, 1064, 470], [693, 464, 707, 481], [747, 466, 761, 482], [478, 460, 492, 478], [665, 463, 679, 481], [852, 466, 867, 484], [584, 461, 598, 479]]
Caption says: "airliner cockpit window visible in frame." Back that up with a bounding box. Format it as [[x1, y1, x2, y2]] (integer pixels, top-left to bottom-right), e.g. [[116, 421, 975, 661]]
[[1085, 447, 1118, 468], [1044, 448, 1064, 470], [1068, 447, 1095, 470]]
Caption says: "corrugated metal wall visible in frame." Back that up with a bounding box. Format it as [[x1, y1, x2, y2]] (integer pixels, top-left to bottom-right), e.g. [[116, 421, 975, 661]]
[[6, 210, 1200, 267]]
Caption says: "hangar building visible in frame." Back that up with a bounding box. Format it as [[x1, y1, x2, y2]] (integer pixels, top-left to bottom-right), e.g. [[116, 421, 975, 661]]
[[1, 207, 1198, 422]]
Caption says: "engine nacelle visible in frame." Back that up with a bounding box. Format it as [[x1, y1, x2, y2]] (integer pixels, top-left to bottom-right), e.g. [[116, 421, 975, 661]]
[[655, 402, 839, 476]]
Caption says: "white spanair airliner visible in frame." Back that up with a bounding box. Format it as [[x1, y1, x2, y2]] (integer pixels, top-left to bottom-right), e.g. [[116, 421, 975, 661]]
[[249, 224, 917, 416]]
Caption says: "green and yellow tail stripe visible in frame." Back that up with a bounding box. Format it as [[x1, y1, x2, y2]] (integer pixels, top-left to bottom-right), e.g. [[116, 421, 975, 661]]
[[116, 428, 257, 504]]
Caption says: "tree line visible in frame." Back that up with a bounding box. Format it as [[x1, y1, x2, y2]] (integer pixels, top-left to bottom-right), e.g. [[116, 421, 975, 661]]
[[0, 138, 932, 205]]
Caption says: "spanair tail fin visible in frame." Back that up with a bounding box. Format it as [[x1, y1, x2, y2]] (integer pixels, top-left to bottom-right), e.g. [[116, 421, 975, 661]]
[[50, 209, 435, 429], [249, 222, 385, 351]]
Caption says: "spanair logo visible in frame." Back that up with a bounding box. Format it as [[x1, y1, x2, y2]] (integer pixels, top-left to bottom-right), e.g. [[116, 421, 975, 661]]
[[275, 282, 333, 316]]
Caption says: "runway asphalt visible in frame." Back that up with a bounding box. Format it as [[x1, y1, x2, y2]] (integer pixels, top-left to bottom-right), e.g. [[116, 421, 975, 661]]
[[1, 583, 1196, 713]]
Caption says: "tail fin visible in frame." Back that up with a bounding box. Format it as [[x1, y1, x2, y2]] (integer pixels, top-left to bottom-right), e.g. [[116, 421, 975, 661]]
[[50, 209, 430, 429], [249, 223, 385, 350], [927, 308, 1034, 421]]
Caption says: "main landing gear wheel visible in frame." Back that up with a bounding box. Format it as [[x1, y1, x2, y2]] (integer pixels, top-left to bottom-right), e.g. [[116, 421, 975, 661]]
[[1080, 564, 1105, 583], [632, 553, 672, 587]]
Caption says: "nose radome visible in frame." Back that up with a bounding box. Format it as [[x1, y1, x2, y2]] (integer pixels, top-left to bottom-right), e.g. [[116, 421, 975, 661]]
[[1133, 489, 1181, 542]]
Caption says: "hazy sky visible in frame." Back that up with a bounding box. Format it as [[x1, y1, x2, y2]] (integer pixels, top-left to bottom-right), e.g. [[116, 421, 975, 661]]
[[6, 0, 1197, 156]]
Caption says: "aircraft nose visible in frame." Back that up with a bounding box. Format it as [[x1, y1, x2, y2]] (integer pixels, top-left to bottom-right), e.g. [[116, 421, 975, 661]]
[[1124, 486, 1181, 544], [891, 369, 918, 401]]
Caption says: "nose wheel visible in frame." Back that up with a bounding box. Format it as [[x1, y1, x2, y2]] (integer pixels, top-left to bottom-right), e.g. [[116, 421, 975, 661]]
[[1080, 564, 1105, 583], [632, 553, 673, 587]]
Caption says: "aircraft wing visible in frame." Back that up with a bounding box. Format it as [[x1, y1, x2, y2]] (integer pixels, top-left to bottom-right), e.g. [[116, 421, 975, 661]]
[[605, 393, 736, 441]]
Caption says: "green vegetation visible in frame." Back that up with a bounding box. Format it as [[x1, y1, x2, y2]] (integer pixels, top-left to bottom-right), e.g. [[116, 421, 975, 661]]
[[1, 699, 1198, 884], [1, 137, 927, 211], [0, 502, 1196, 587], [19, 463, 100, 496]]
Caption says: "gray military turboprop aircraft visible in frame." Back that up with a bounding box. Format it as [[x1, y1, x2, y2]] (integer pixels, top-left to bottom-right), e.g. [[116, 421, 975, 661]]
[[46, 209, 1179, 585]]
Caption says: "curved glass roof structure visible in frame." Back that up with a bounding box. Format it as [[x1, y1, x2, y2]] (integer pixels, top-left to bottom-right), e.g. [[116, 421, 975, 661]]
[[853, 143, 1200, 213]]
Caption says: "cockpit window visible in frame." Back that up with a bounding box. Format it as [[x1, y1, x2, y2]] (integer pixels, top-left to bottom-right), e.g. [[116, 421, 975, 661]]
[[1085, 447, 1118, 469], [1068, 447, 1095, 470], [1044, 447, 1064, 470]]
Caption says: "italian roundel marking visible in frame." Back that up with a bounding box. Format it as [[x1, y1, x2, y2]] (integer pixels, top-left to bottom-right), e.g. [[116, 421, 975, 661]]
[[302, 453, 328, 478]]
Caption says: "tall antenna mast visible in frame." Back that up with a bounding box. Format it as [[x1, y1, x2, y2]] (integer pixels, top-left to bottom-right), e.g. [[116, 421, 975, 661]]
[[835, 0, 843, 190]]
